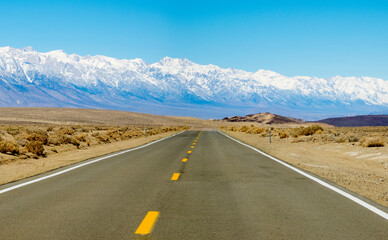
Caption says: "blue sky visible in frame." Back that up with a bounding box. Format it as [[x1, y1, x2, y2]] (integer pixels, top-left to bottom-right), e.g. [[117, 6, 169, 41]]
[[1, 0, 387, 79]]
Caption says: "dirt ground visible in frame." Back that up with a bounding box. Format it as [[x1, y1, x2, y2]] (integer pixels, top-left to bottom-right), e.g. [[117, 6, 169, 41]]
[[222, 131, 388, 207], [0, 131, 179, 185]]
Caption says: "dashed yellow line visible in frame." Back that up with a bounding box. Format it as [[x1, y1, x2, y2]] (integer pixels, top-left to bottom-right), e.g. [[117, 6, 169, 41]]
[[171, 173, 180, 181], [193, 143, 196, 145], [182, 158, 188, 162], [187, 151, 192, 154], [190, 146, 194, 149], [135, 211, 160, 235]]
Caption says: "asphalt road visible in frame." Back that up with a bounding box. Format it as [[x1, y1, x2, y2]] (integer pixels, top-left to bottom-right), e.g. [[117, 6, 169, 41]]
[[0, 131, 387, 239]]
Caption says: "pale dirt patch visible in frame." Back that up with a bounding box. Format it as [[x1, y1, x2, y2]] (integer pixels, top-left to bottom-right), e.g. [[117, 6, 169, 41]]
[[356, 153, 381, 159], [0, 131, 179, 185], [344, 151, 360, 157], [222, 131, 388, 207]]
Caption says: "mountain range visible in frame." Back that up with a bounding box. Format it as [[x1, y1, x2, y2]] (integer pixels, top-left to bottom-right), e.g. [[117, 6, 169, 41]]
[[0, 46, 387, 120], [317, 115, 388, 127]]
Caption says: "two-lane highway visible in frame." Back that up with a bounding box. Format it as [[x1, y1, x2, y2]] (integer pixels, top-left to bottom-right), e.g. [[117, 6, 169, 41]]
[[0, 131, 387, 239]]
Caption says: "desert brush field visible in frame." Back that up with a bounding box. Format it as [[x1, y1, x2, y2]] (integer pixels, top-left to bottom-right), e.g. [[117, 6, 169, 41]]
[[0, 124, 189, 185], [221, 125, 388, 207]]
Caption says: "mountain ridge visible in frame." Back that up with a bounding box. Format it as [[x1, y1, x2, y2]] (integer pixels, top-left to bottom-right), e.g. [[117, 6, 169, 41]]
[[0, 46, 387, 120], [316, 115, 388, 127]]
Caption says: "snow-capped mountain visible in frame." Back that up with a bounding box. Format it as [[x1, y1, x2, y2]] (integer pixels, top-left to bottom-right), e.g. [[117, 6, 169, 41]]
[[0, 46, 387, 120]]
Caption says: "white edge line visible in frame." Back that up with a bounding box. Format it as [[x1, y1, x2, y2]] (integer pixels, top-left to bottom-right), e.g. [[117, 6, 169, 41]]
[[0, 131, 186, 195], [218, 130, 388, 220]]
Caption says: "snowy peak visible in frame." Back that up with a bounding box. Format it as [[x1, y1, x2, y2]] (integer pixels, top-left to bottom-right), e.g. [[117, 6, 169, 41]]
[[157, 56, 193, 66], [0, 46, 387, 119]]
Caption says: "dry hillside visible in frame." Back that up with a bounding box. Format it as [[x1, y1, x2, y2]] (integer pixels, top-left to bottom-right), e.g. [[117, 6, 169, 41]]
[[222, 112, 304, 124], [0, 107, 218, 128]]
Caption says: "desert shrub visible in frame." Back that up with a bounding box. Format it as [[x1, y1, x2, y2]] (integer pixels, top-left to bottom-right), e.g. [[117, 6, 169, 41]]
[[260, 132, 268, 137], [48, 134, 80, 147], [228, 126, 238, 132], [279, 131, 289, 139], [335, 136, 347, 143], [106, 130, 121, 141], [57, 127, 75, 135], [0, 140, 20, 155], [347, 135, 359, 142], [251, 127, 265, 134], [291, 125, 323, 137], [48, 135, 61, 146], [69, 137, 80, 148], [315, 129, 323, 135], [360, 137, 385, 147], [322, 134, 336, 143], [74, 133, 87, 142], [6, 127, 21, 136], [94, 133, 111, 143], [239, 125, 249, 133], [121, 131, 135, 140], [26, 141, 45, 156], [61, 135, 80, 147], [27, 132, 48, 145]]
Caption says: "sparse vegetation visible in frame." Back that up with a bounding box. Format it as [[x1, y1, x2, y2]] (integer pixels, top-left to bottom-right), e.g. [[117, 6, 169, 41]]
[[0, 140, 20, 155], [360, 137, 385, 147], [220, 125, 387, 147], [291, 125, 323, 138], [0, 125, 190, 163], [220, 125, 388, 207], [26, 140, 45, 156]]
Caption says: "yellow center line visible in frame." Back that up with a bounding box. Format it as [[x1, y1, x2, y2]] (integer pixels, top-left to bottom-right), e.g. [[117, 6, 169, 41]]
[[135, 211, 160, 235], [190, 146, 194, 149], [193, 143, 196, 145], [187, 150, 192, 153], [182, 158, 188, 162], [171, 173, 180, 181]]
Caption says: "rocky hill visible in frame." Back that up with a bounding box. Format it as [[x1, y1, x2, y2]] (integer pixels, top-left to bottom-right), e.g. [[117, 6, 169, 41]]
[[222, 112, 304, 124]]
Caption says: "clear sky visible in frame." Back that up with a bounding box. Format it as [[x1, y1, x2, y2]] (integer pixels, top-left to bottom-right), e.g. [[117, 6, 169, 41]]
[[1, 0, 387, 79]]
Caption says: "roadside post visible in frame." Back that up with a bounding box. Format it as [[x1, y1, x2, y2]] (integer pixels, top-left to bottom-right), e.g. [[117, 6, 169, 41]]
[[145, 127, 147, 139], [269, 126, 271, 143]]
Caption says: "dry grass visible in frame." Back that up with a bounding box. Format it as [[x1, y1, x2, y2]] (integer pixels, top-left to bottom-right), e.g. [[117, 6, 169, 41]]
[[361, 137, 385, 147], [0, 140, 19, 155], [221, 126, 388, 206], [220, 125, 388, 147], [0, 131, 182, 185], [0, 124, 189, 165]]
